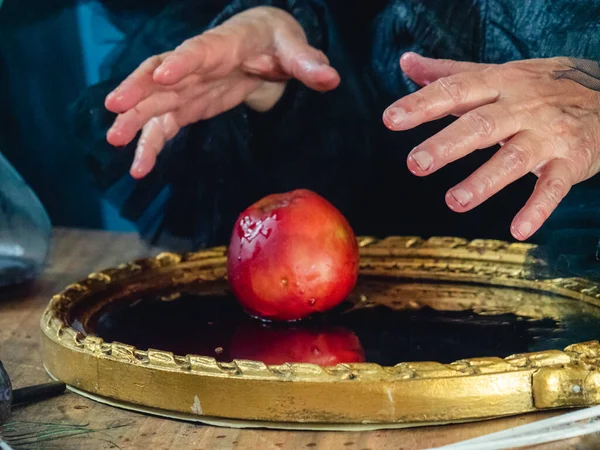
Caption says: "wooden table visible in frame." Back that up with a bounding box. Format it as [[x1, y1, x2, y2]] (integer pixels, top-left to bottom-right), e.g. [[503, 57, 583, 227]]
[[0, 228, 597, 449]]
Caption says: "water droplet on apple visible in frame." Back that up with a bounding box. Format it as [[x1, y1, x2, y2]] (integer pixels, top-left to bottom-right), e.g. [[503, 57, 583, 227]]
[[308, 298, 316, 306]]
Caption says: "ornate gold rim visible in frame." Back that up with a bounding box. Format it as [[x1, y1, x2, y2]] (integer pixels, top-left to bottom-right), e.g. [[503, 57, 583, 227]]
[[40, 236, 600, 426]]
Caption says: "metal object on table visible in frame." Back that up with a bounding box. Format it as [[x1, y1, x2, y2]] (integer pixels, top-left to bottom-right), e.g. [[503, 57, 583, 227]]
[[0, 361, 11, 425], [0, 359, 66, 449], [0, 360, 65, 424], [39, 236, 600, 430]]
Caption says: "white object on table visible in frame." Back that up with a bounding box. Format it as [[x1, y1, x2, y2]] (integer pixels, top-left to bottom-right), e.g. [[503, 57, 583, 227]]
[[429, 404, 600, 450]]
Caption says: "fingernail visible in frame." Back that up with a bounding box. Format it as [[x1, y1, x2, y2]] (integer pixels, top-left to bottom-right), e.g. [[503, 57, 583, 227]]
[[409, 150, 433, 171], [449, 188, 473, 207], [517, 221, 532, 239], [385, 108, 405, 126]]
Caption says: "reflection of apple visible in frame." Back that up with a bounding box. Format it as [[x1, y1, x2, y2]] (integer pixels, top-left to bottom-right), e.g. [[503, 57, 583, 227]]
[[227, 189, 359, 321], [229, 321, 365, 366]]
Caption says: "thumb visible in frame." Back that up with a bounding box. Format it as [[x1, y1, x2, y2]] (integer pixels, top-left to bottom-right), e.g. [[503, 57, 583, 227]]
[[275, 31, 340, 92]]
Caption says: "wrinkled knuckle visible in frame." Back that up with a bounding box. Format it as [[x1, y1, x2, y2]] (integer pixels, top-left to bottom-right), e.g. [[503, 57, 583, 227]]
[[561, 157, 585, 181], [577, 131, 598, 164], [543, 178, 569, 204], [532, 202, 552, 222], [520, 98, 545, 116], [482, 66, 503, 85], [436, 76, 467, 104], [501, 144, 531, 172], [441, 145, 454, 161], [445, 60, 459, 73], [579, 128, 595, 149], [554, 153, 582, 180], [409, 92, 432, 113], [471, 174, 495, 195], [574, 147, 594, 177], [463, 110, 496, 137]]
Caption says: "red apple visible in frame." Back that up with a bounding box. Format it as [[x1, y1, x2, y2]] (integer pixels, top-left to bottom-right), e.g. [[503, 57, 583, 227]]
[[229, 322, 365, 366], [227, 189, 359, 321]]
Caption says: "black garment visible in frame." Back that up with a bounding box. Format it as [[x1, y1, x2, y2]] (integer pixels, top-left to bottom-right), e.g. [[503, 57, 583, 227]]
[[75, 0, 600, 270]]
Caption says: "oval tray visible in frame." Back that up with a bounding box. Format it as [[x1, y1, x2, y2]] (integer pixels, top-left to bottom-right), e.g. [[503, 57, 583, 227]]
[[40, 236, 600, 430]]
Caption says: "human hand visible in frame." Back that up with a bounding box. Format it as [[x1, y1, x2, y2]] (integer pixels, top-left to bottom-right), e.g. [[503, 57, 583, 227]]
[[383, 53, 600, 241], [104, 6, 340, 179]]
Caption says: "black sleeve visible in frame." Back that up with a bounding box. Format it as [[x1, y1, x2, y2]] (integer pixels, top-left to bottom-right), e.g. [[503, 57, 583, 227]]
[[72, 0, 374, 251]]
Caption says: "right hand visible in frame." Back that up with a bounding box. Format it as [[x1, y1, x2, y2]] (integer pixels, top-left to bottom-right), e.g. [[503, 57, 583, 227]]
[[104, 6, 340, 179]]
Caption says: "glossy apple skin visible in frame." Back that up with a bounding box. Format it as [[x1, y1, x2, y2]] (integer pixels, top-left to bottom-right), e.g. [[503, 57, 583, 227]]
[[227, 189, 359, 321], [229, 322, 365, 366]]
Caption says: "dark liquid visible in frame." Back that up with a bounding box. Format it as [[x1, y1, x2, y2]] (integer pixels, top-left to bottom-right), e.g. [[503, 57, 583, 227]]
[[78, 279, 600, 366]]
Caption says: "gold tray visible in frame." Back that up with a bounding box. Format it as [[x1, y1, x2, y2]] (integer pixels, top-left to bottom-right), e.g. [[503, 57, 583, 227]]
[[40, 236, 600, 430]]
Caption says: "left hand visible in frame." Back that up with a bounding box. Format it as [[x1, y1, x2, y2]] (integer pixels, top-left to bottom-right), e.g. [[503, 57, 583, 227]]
[[383, 53, 600, 241]]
